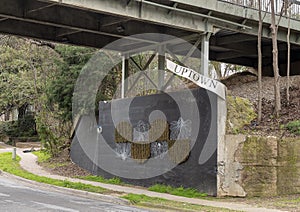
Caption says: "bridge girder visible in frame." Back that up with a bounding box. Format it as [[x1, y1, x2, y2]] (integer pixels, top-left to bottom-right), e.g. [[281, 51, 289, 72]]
[[0, 0, 300, 75]]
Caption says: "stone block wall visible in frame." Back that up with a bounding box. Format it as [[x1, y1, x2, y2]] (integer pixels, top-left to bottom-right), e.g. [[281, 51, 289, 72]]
[[277, 138, 300, 195], [218, 135, 300, 197]]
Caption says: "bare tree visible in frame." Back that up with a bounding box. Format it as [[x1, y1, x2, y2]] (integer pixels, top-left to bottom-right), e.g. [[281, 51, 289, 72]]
[[257, 0, 263, 123], [270, 0, 282, 117], [286, 1, 292, 104], [210, 61, 222, 79]]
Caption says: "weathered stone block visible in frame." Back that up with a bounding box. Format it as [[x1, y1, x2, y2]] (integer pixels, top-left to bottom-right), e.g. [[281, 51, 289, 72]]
[[277, 165, 300, 195], [221, 135, 300, 197], [277, 138, 300, 165], [241, 166, 277, 197], [277, 138, 300, 195], [237, 136, 277, 166]]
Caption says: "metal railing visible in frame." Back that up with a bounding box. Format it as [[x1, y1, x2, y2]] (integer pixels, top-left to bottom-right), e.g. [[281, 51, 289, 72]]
[[220, 0, 300, 20]]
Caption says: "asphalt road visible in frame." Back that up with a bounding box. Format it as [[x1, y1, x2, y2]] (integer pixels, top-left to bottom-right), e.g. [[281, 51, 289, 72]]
[[0, 174, 151, 212]]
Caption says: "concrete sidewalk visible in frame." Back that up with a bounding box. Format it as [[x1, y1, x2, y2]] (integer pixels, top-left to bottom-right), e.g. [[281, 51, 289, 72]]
[[1, 145, 286, 212]]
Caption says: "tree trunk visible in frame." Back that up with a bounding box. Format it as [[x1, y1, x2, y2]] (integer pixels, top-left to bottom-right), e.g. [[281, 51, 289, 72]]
[[4, 111, 10, 121], [211, 61, 222, 79], [286, 5, 291, 104], [18, 103, 28, 120], [257, 0, 263, 123], [270, 0, 281, 117]]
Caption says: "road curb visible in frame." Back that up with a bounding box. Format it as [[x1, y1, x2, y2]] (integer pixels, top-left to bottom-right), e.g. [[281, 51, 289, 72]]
[[0, 171, 130, 206]]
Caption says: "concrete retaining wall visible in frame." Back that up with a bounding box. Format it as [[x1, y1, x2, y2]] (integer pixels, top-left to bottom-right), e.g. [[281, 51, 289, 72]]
[[218, 135, 300, 197]]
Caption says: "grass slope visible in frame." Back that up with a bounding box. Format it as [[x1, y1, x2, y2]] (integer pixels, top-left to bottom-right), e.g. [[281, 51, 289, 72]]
[[123, 194, 240, 212], [0, 152, 107, 194]]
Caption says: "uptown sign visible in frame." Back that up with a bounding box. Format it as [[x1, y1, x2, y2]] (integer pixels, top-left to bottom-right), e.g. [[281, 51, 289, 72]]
[[166, 59, 226, 100]]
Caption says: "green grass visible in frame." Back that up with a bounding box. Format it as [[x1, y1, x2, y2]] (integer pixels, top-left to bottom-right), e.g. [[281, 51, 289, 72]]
[[32, 150, 51, 163], [32, 150, 69, 168], [33, 151, 209, 199], [122, 194, 239, 212], [273, 197, 300, 210], [148, 184, 208, 198], [79, 175, 123, 185], [0, 152, 108, 194], [284, 197, 300, 203]]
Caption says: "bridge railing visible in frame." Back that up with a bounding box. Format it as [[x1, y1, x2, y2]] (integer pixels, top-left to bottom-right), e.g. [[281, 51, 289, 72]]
[[219, 0, 300, 20]]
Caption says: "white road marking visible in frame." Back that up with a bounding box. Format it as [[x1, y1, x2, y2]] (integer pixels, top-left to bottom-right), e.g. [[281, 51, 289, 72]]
[[31, 201, 80, 212], [0, 192, 10, 197], [69, 199, 94, 205]]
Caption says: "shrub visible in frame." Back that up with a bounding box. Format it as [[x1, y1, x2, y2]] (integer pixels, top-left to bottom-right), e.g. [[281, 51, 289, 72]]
[[0, 112, 37, 138], [35, 103, 72, 157], [285, 120, 300, 135]]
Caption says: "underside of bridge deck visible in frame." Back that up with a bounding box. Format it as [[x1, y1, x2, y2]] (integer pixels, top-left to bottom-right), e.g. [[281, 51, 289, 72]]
[[0, 0, 300, 75]]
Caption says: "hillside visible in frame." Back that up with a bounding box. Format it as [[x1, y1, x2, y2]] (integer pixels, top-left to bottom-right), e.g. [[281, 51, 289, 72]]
[[223, 74, 300, 137]]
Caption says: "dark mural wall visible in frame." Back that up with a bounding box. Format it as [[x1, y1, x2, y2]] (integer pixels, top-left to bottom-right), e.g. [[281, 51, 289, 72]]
[[70, 87, 218, 195]]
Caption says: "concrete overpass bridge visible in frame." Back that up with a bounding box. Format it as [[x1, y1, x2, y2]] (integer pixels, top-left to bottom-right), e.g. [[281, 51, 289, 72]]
[[0, 0, 300, 76]]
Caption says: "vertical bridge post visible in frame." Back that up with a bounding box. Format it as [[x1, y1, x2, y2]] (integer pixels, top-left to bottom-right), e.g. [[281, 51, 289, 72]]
[[121, 54, 129, 98], [200, 33, 211, 77], [158, 45, 166, 92]]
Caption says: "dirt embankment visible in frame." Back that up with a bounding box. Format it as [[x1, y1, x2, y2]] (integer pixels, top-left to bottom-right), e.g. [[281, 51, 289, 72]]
[[223, 74, 300, 137]]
